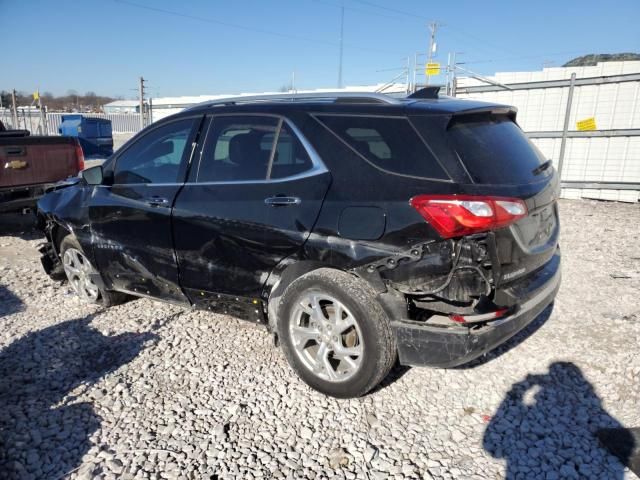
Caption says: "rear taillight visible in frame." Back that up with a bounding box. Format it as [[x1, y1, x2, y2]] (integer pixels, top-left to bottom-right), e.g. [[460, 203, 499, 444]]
[[410, 194, 527, 239], [74, 139, 85, 172]]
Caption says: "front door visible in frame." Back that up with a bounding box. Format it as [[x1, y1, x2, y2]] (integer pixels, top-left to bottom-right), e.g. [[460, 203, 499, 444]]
[[172, 114, 331, 306], [90, 116, 201, 303]]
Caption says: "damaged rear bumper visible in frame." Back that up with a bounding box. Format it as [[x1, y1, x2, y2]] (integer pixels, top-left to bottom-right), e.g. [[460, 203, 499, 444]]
[[392, 252, 561, 367], [0, 184, 56, 213]]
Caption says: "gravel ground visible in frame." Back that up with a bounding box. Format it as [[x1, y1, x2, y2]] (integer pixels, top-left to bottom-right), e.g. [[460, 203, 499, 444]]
[[0, 199, 638, 480]]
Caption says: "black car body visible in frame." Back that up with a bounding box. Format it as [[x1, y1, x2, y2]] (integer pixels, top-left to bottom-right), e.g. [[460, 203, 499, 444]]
[[37, 90, 560, 397]]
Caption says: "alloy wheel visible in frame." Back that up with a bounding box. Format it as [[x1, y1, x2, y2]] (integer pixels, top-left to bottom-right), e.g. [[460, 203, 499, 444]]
[[62, 247, 100, 302], [289, 292, 364, 382]]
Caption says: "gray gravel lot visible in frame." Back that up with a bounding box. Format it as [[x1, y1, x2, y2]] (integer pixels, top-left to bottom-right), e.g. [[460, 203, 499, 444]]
[[0, 199, 638, 479]]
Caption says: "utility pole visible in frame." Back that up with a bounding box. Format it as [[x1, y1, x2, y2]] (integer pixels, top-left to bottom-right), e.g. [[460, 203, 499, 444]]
[[557, 72, 577, 180], [449, 52, 463, 97], [405, 56, 411, 94], [139, 76, 146, 131], [425, 22, 439, 85], [445, 53, 452, 95], [11, 89, 18, 128], [337, 5, 344, 89]]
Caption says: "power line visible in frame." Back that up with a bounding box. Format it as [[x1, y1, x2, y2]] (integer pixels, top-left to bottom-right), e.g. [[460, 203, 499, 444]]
[[347, 0, 525, 59], [112, 0, 399, 55], [350, 0, 427, 19], [445, 25, 521, 57], [318, 0, 580, 68], [310, 0, 407, 21]]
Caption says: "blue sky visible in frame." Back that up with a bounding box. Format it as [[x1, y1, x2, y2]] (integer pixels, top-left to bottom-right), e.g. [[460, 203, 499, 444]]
[[1, 0, 638, 98]]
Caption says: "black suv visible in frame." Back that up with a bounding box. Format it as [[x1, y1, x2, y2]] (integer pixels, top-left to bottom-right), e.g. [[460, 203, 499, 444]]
[[38, 89, 560, 398]]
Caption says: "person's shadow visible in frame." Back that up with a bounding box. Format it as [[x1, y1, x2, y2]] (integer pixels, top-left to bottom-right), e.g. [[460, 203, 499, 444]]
[[483, 361, 636, 479], [0, 284, 24, 317], [0, 313, 156, 479]]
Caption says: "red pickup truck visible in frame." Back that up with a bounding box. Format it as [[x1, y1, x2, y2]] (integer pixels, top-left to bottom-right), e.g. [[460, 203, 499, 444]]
[[0, 120, 84, 213]]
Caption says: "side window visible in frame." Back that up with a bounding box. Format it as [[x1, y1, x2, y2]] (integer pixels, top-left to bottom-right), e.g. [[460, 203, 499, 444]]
[[114, 118, 195, 184], [316, 115, 449, 180], [196, 116, 278, 182], [269, 124, 314, 179]]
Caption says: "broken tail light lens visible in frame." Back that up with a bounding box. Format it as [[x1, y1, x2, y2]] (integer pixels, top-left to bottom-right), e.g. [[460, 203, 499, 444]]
[[74, 139, 85, 172], [410, 195, 527, 239]]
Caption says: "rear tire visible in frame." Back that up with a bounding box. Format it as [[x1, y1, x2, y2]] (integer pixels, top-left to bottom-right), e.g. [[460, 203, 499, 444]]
[[277, 268, 396, 398], [59, 235, 128, 307]]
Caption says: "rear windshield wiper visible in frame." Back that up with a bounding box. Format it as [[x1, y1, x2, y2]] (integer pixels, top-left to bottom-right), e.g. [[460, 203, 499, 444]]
[[532, 159, 553, 176]]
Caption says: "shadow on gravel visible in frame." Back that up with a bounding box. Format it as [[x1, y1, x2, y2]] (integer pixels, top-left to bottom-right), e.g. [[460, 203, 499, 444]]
[[0, 284, 24, 317], [0, 212, 42, 240], [0, 313, 156, 479], [484, 361, 635, 479], [370, 362, 411, 394]]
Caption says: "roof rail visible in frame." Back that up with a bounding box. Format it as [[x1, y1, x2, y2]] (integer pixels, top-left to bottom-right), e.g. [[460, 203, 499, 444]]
[[188, 91, 404, 109]]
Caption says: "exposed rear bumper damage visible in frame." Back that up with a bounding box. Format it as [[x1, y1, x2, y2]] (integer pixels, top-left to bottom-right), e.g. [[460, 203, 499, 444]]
[[0, 184, 56, 213], [392, 252, 561, 367]]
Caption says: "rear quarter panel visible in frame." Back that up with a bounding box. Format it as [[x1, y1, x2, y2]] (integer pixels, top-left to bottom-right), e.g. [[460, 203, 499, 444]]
[[293, 112, 458, 267]]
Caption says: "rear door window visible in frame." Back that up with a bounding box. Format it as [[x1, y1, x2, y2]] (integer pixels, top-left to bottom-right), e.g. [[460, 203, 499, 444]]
[[447, 115, 548, 184], [195, 116, 278, 182], [315, 115, 449, 180]]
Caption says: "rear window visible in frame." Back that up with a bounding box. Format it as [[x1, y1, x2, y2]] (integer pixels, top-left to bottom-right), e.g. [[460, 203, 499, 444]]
[[448, 115, 547, 184], [316, 115, 449, 180]]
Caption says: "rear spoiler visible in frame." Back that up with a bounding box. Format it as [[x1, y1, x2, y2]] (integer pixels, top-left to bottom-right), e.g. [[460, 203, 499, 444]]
[[407, 86, 441, 100], [446, 106, 518, 129]]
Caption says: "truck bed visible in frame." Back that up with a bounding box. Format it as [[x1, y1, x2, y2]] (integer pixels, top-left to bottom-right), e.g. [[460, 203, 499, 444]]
[[0, 136, 83, 213], [0, 136, 81, 189]]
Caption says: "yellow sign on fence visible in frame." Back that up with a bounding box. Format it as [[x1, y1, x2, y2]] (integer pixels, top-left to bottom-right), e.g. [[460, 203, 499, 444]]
[[576, 117, 597, 131], [425, 62, 440, 76]]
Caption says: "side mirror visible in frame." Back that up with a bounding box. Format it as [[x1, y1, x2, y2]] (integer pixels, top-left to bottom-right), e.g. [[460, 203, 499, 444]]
[[82, 165, 104, 185]]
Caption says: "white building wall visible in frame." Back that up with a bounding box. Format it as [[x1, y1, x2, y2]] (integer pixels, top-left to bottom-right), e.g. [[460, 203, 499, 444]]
[[457, 61, 640, 202]]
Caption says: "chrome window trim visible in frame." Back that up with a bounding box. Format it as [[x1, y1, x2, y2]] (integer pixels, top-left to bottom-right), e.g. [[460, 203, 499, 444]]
[[190, 113, 327, 185], [265, 118, 283, 180]]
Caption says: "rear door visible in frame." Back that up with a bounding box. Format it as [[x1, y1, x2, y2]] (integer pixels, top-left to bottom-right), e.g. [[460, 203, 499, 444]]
[[90, 115, 201, 302], [172, 114, 331, 304]]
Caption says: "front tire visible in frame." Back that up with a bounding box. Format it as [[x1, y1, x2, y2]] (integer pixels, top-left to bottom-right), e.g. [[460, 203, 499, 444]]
[[277, 268, 396, 398], [59, 235, 127, 307]]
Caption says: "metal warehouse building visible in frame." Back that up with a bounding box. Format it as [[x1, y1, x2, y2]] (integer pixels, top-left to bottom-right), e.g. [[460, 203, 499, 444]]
[[457, 61, 640, 202]]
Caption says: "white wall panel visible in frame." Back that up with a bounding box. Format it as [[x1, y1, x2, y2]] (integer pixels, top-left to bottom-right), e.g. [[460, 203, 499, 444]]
[[458, 61, 640, 202]]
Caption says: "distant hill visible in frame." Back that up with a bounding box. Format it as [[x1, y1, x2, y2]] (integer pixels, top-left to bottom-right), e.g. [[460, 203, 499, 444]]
[[563, 53, 640, 67]]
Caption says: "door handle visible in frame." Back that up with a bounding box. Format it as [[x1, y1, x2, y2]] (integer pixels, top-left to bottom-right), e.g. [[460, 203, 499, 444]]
[[264, 196, 301, 207], [146, 196, 170, 207], [5, 147, 26, 156]]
